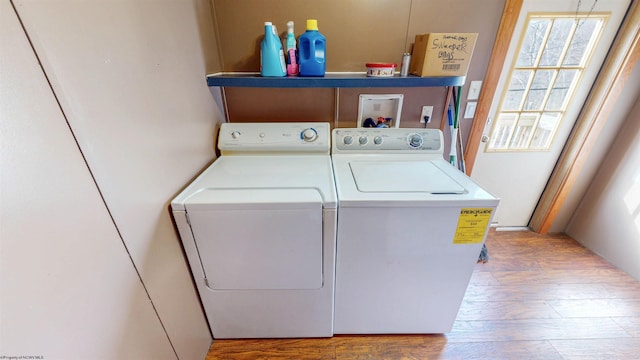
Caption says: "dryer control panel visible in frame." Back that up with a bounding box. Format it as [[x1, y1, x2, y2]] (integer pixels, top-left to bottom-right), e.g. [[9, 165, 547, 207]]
[[332, 128, 444, 154], [219, 122, 330, 154]]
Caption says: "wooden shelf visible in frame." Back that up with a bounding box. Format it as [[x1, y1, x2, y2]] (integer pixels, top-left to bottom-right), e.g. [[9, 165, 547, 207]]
[[206, 72, 466, 88]]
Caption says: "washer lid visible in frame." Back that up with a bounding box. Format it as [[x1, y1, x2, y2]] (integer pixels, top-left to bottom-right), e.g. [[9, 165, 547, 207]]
[[350, 160, 466, 193]]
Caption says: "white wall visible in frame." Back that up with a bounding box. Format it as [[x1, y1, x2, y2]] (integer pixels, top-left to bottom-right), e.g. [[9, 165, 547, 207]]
[[550, 60, 640, 233], [0, 1, 175, 358], [566, 88, 640, 281], [4, 0, 225, 358]]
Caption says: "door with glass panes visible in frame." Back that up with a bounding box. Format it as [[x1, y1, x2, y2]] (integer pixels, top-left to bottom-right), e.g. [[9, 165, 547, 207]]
[[471, 0, 630, 227]]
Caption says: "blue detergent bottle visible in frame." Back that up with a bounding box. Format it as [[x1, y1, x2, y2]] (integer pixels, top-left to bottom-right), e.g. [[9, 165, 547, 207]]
[[298, 19, 326, 77], [261, 22, 286, 77]]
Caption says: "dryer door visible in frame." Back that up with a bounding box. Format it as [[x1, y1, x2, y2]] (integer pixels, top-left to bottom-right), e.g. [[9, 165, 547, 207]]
[[185, 188, 323, 290]]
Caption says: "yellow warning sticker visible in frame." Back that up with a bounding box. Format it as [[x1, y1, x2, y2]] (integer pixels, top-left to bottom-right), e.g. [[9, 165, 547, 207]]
[[453, 208, 493, 244]]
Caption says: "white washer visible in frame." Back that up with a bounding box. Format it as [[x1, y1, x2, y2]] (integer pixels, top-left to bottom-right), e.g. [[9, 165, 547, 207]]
[[331, 128, 499, 334], [171, 122, 337, 338]]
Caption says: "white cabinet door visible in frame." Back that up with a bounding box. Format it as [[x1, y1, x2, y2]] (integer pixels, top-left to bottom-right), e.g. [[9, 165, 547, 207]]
[[0, 2, 175, 358]]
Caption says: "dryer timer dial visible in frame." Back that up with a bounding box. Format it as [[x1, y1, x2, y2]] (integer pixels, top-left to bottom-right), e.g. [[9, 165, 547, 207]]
[[301, 128, 318, 142]]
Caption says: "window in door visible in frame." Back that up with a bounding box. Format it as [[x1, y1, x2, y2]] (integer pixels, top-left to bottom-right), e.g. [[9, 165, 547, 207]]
[[487, 14, 608, 151]]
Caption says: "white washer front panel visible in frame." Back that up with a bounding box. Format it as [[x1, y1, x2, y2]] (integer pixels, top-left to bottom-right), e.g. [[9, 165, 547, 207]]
[[333, 205, 491, 334], [186, 189, 323, 290], [350, 160, 466, 193]]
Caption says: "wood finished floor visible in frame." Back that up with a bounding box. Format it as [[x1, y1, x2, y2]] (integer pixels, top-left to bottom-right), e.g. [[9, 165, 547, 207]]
[[205, 229, 640, 359]]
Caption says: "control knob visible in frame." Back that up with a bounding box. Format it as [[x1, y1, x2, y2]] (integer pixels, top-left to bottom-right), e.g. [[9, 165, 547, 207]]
[[231, 131, 241, 139], [373, 136, 383, 145], [343, 135, 354, 145], [359, 136, 368, 145], [302, 128, 318, 142], [407, 133, 423, 148]]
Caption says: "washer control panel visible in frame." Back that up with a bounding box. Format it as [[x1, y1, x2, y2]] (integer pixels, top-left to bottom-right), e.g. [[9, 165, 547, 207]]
[[218, 122, 330, 154], [332, 128, 443, 154]]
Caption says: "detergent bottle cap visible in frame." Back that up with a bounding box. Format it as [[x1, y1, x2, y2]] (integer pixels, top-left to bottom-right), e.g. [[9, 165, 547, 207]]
[[306, 19, 318, 31], [287, 21, 294, 34], [264, 21, 272, 26]]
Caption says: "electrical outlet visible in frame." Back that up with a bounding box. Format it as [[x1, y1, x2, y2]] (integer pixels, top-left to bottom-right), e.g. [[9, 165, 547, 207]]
[[420, 106, 433, 123]]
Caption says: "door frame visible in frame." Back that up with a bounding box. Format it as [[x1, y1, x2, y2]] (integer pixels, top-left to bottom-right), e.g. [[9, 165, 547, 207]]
[[464, 0, 640, 233]]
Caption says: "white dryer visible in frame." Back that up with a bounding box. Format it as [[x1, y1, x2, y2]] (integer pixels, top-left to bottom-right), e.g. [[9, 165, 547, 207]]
[[171, 122, 337, 338], [331, 128, 499, 334]]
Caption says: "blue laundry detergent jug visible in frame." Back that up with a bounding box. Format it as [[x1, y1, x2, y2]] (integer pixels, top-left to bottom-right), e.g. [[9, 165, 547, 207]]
[[298, 19, 326, 77]]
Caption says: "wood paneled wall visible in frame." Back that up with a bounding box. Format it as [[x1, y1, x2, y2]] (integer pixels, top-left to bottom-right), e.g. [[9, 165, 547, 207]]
[[212, 0, 505, 134], [213, 0, 411, 72]]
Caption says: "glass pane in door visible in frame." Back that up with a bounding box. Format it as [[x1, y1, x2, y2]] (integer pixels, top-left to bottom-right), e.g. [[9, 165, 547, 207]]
[[524, 70, 554, 110], [489, 113, 518, 149], [563, 19, 602, 66], [516, 19, 550, 67], [504, 70, 533, 110], [509, 113, 539, 149], [487, 14, 606, 151], [539, 19, 574, 67], [545, 69, 578, 110], [531, 112, 561, 149]]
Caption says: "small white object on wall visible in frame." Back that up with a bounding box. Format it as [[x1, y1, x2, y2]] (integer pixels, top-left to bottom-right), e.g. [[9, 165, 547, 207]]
[[468, 80, 482, 100], [464, 102, 477, 119]]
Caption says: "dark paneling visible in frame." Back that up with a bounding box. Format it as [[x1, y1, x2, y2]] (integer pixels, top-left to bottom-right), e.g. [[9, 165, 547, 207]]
[[213, 0, 411, 72], [224, 87, 334, 122], [211, 0, 506, 131]]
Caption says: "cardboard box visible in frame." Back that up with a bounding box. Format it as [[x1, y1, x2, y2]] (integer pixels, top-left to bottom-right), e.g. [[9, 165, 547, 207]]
[[409, 33, 478, 77]]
